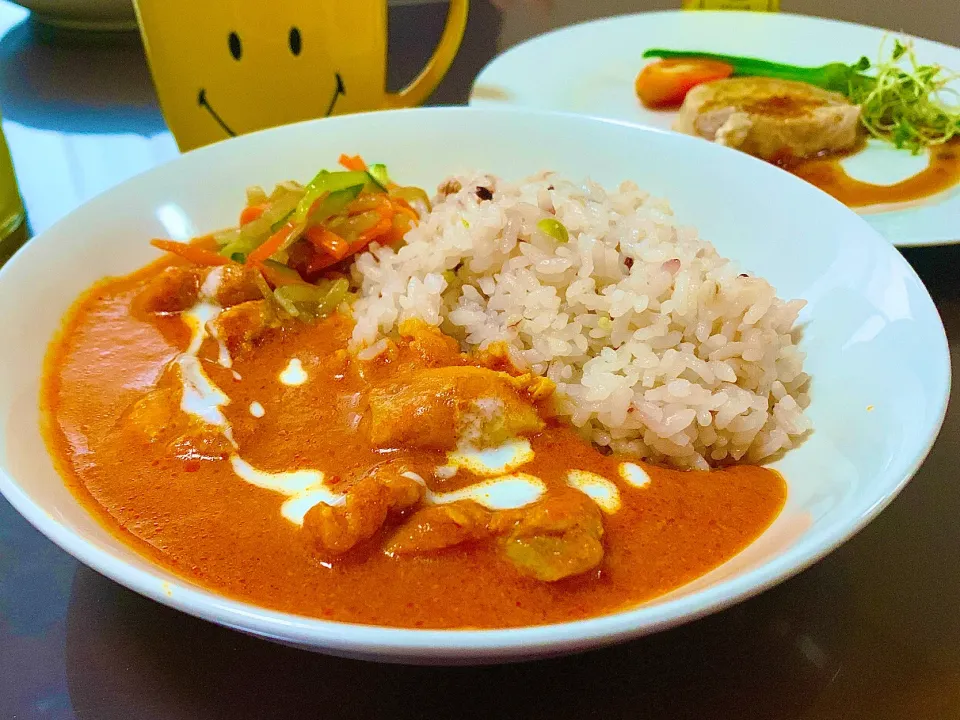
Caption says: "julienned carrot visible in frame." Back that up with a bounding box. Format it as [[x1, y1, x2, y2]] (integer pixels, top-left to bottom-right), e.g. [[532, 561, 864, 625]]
[[338, 154, 368, 172], [352, 217, 393, 252], [304, 250, 339, 275], [246, 223, 294, 266], [258, 260, 309, 287], [383, 209, 415, 244], [304, 226, 351, 260], [394, 203, 419, 225], [193, 234, 220, 251], [345, 193, 386, 214], [301, 210, 398, 274], [151, 239, 231, 266], [376, 197, 397, 222], [239, 204, 267, 225]]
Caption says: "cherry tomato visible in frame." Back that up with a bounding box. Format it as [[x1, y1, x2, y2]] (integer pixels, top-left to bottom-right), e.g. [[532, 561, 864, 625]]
[[635, 58, 734, 109]]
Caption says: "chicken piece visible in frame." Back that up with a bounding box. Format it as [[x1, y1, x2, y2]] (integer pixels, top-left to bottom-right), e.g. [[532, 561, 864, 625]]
[[208, 264, 262, 307], [475, 341, 526, 375], [365, 366, 546, 451], [381, 489, 604, 582], [208, 300, 274, 355], [138, 266, 205, 313], [494, 492, 605, 582], [503, 373, 555, 404], [385, 501, 493, 556], [673, 77, 861, 161], [302, 464, 424, 557], [121, 386, 181, 442], [137, 264, 261, 314], [475, 344, 556, 403], [167, 426, 233, 461], [120, 378, 231, 461], [397, 318, 463, 367]]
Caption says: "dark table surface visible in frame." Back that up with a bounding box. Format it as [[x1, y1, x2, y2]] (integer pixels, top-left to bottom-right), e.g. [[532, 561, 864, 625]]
[[1, 1, 959, 717]]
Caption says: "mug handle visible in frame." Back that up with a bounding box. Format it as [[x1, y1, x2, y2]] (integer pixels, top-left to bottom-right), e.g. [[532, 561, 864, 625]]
[[385, 0, 469, 108]]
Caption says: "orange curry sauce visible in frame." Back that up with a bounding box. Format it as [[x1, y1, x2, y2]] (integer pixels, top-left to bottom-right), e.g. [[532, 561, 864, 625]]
[[41, 261, 786, 629]]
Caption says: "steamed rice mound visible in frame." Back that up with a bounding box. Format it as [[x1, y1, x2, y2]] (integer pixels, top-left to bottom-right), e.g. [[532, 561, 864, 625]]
[[351, 172, 811, 470]]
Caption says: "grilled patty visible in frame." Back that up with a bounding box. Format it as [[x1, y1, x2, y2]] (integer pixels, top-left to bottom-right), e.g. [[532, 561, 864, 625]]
[[673, 77, 861, 161]]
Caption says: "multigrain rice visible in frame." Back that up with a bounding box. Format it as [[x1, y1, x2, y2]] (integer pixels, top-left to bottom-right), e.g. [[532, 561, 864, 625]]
[[351, 172, 811, 469]]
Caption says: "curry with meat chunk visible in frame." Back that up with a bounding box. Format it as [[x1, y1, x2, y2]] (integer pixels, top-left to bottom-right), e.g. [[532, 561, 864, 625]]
[[42, 257, 786, 629]]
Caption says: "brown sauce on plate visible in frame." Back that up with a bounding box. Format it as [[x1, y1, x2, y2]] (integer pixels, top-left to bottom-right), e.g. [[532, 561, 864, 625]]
[[786, 139, 960, 209]]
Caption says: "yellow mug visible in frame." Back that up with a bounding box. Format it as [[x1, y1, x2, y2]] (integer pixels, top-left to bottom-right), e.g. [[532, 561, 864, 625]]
[[680, 0, 779, 9], [134, 0, 469, 151]]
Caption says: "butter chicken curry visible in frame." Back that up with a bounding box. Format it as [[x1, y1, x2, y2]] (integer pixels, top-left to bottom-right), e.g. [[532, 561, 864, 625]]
[[42, 160, 788, 629]]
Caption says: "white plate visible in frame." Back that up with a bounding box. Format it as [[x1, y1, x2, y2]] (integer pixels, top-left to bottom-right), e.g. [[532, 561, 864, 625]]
[[470, 11, 960, 247], [0, 107, 949, 663]]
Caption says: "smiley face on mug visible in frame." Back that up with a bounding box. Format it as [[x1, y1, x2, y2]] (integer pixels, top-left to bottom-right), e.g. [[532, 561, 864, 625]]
[[195, 26, 346, 140], [135, 0, 468, 151]]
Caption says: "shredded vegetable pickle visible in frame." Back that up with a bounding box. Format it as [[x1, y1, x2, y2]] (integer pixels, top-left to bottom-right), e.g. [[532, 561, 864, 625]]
[[150, 155, 427, 323], [274, 278, 350, 321]]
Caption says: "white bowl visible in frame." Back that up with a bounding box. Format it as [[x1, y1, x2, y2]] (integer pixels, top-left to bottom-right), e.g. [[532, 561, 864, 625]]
[[0, 108, 948, 663]]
